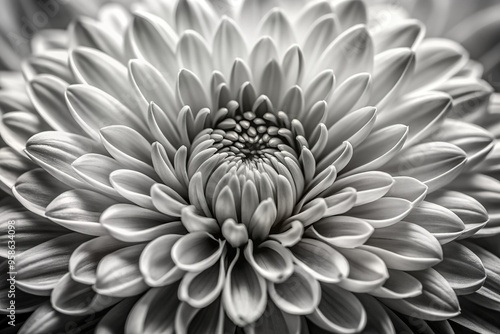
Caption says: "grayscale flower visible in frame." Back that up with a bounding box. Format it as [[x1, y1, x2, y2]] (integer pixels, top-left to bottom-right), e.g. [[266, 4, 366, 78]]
[[0, 0, 499, 333]]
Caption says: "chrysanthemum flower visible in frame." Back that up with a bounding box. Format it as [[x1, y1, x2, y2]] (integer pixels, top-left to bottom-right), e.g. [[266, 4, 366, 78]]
[[0, 0, 499, 333]]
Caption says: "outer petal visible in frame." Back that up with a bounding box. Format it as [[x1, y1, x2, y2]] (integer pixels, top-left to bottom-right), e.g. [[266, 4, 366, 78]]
[[308, 283, 366, 333], [222, 249, 267, 327], [361, 222, 443, 271], [94, 244, 149, 298], [381, 269, 460, 321]]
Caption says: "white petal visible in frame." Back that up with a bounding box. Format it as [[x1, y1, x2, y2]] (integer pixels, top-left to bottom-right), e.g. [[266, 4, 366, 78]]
[[380, 269, 460, 321], [0, 111, 48, 154], [69, 236, 127, 285], [100, 125, 156, 178], [291, 238, 349, 283], [72, 153, 122, 199], [46, 189, 115, 236], [13, 168, 70, 216], [140, 234, 185, 287], [213, 18, 247, 78], [434, 242, 486, 295], [361, 222, 443, 271], [179, 256, 225, 308], [177, 69, 210, 113], [372, 20, 425, 54], [332, 171, 394, 206], [375, 91, 452, 147], [268, 265, 320, 315], [244, 240, 293, 283], [172, 232, 225, 272], [25, 131, 95, 188], [347, 197, 412, 228], [405, 201, 465, 244], [126, 12, 178, 80], [222, 250, 267, 327], [315, 25, 373, 84], [326, 73, 371, 127], [66, 84, 148, 142], [335, 0, 367, 31], [343, 125, 408, 176], [17, 233, 92, 296], [125, 285, 179, 334], [307, 216, 374, 249], [27, 74, 83, 133], [383, 142, 467, 193], [101, 203, 185, 242], [110, 169, 156, 209], [371, 269, 422, 299], [177, 30, 212, 86], [308, 283, 366, 333], [51, 273, 120, 316], [369, 48, 415, 109], [337, 248, 388, 293], [405, 39, 469, 92], [95, 244, 148, 297], [69, 47, 137, 110]]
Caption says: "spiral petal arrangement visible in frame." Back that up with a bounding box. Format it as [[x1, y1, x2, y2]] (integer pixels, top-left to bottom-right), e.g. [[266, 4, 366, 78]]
[[0, 0, 500, 333]]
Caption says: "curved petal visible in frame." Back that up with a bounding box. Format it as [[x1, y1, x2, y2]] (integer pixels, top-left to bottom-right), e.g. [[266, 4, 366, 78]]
[[46, 189, 116, 236], [383, 142, 467, 193], [13, 168, 71, 216], [358, 295, 395, 334], [372, 19, 425, 54], [17, 233, 92, 296], [51, 273, 120, 316], [72, 153, 123, 199], [433, 119, 495, 171], [66, 84, 147, 142], [381, 269, 460, 321], [110, 169, 156, 209], [268, 265, 321, 315], [246, 299, 301, 334], [244, 240, 293, 283], [361, 222, 443, 271], [27, 74, 83, 134], [405, 201, 465, 244], [343, 125, 408, 176], [0, 202, 67, 256], [371, 269, 423, 299], [427, 191, 489, 239], [375, 92, 452, 148], [101, 203, 184, 242], [405, 39, 469, 92], [222, 249, 267, 327], [70, 236, 128, 285], [337, 248, 389, 293], [308, 283, 366, 333], [385, 176, 428, 207], [307, 216, 374, 249], [140, 234, 184, 287], [434, 242, 486, 295], [0, 111, 48, 154], [25, 131, 96, 188], [331, 171, 394, 207], [347, 197, 412, 228], [369, 48, 415, 109], [315, 25, 373, 84], [100, 125, 156, 178], [94, 244, 149, 297], [179, 255, 226, 308], [290, 238, 349, 283], [172, 232, 225, 272], [125, 284, 180, 334]]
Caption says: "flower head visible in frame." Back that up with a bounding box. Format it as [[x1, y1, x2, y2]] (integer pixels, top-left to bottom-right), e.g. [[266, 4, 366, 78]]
[[1, 0, 500, 333]]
